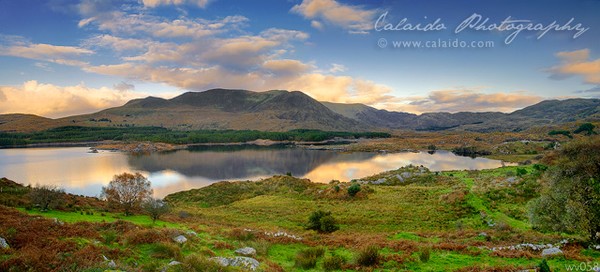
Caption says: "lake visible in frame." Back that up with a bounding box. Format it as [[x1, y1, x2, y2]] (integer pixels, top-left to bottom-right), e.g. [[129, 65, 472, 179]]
[[0, 146, 508, 198]]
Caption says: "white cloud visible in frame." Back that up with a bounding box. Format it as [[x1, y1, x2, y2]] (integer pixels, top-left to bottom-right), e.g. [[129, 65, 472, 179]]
[[291, 0, 377, 34], [0, 39, 93, 66], [391, 89, 543, 114], [141, 0, 212, 8], [328, 63, 346, 73], [547, 48, 600, 84], [0, 81, 148, 118], [311, 20, 323, 30]]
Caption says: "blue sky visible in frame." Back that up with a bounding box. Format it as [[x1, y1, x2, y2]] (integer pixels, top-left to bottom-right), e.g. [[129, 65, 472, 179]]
[[0, 0, 599, 118]]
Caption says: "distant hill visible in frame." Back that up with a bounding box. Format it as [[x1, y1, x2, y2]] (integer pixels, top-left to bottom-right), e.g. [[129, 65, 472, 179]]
[[55, 89, 368, 132], [322, 102, 504, 131], [1, 89, 599, 133]]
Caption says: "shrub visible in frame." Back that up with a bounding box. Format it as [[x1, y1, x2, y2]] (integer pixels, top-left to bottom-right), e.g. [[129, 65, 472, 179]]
[[516, 168, 527, 177], [229, 228, 255, 241], [294, 247, 325, 269], [102, 230, 118, 245], [356, 245, 380, 267], [142, 198, 170, 223], [29, 184, 64, 211], [347, 183, 361, 197], [419, 247, 431, 263], [150, 242, 181, 259], [323, 254, 345, 271], [306, 210, 339, 233], [124, 229, 163, 245], [182, 254, 230, 271], [538, 259, 551, 272]]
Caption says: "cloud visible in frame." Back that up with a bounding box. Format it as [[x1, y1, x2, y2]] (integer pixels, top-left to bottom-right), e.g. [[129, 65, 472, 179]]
[[391, 89, 543, 114], [263, 59, 312, 76], [114, 81, 135, 92], [142, 0, 212, 8], [0, 81, 149, 118], [311, 20, 323, 30], [547, 49, 600, 84], [83, 34, 147, 52], [575, 85, 600, 93], [328, 63, 346, 73], [0, 35, 93, 68], [291, 0, 377, 34]]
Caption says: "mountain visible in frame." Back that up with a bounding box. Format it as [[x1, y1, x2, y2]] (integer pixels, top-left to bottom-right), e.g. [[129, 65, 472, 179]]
[[61, 89, 368, 132], [458, 99, 600, 132], [1, 89, 599, 133], [322, 102, 505, 131]]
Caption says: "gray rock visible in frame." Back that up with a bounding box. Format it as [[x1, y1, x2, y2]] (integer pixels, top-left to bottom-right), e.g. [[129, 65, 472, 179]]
[[401, 172, 412, 178], [168, 261, 181, 266], [173, 235, 187, 244], [108, 260, 117, 268], [185, 230, 197, 237], [235, 247, 257, 256], [52, 218, 64, 226], [478, 232, 488, 238], [372, 178, 386, 184], [0, 237, 9, 249], [592, 267, 600, 272], [212, 257, 259, 271], [541, 247, 563, 257]]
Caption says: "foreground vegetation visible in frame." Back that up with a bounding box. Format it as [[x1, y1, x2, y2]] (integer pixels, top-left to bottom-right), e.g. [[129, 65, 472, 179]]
[[0, 126, 390, 147], [1, 136, 599, 271]]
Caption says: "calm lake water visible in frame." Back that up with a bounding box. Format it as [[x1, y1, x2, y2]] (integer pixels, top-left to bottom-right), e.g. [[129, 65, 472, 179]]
[[0, 146, 508, 198]]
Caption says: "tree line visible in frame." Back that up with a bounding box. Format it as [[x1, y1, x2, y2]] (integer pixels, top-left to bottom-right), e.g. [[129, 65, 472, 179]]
[[0, 126, 390, 147]]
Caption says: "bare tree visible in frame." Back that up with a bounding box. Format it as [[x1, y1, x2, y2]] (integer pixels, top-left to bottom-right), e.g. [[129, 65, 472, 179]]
[[142, 198, 170, 223], [29, 184, 64, 211], [101, 172, 152, 216]]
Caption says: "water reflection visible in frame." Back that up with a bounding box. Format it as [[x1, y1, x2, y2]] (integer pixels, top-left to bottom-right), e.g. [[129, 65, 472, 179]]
[[0, 146, 508, 198]]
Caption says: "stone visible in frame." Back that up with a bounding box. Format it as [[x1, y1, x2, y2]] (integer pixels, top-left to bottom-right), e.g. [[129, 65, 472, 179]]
[[168, 261, 181, 266], [185, 230, 197, 237], [212, 257, 259, 271], [173, 235, 187, 244], [52, 218, 64, 226], [108, 260, 117, 268], [235, 247, 257, 256], [0, 237, 9, 249], [478, 232, 488, 238], [541, 247, 563, 257]]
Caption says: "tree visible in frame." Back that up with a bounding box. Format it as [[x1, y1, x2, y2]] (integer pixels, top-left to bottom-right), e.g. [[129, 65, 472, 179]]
[[573, 123, 596, 136], [101, 172, 152, 216], [29, 184, 64, 211], [142, 198, 170, 223], [528, 136, 600, 242]]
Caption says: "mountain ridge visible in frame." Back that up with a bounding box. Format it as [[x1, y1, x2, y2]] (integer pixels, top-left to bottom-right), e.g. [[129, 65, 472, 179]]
[[1, 89, 599, 133]]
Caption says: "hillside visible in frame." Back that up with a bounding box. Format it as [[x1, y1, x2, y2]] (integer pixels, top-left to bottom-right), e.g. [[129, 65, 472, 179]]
[[1, 89, 599, 133]]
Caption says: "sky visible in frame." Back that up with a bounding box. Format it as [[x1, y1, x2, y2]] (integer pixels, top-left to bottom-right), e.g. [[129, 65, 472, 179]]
[[0, 0, 599, 118]]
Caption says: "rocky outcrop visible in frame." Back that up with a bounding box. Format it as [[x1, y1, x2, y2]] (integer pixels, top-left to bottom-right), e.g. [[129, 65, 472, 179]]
[[211, 256, 260, 271]]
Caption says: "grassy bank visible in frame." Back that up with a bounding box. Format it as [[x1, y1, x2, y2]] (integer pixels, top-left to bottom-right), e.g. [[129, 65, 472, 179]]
[[1, 165, 598, 271]]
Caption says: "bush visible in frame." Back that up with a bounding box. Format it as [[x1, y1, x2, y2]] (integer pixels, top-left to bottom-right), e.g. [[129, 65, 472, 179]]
[[356, 245, 379, 267], [347, 183, 361, 197], [419, 247, 431, 263], [323, 254, 345, 271], [151, 242, 181, 259], [306, 210, 339, 233], [29, 184, 64, 211], [182, 254, 230, 271], [538, 259, 551, 272], [229, 228, 255, 241], [516, 168, 528, 177], [102, 230, 118, 245], [294, 247, 325, 269]]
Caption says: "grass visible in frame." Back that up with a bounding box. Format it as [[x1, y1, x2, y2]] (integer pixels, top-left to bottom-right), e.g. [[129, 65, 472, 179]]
[[18, 208, 182, 228]]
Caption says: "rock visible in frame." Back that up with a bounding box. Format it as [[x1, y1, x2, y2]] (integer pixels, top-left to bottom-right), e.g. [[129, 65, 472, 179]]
[[173, 235, 187, 244], [185, 230, 197, 237], [108, 260, 117, 268], [52, 218, 64, 226], [478, 232, 488, 238], [592, 267, 600, 272], [371, 178, 386, 184], [168, 261, 181, 266], [212, 257, 259, 271], [541, 247, 563, 257], [0, 237, 9, 249], [235, 247, 257, 256]]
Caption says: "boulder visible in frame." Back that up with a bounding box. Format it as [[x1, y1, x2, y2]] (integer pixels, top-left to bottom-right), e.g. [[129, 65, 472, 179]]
[[185, 230, 197, 237], [212, 256, 259, 271], [173, 235, 187, 244], [0, 237, 9, 249], [235, 247, 257, 256], [541, 247, 563, 257]]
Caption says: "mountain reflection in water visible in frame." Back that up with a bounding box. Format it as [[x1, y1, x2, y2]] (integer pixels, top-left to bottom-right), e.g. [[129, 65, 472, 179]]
[[0, 146, 507, 198]]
